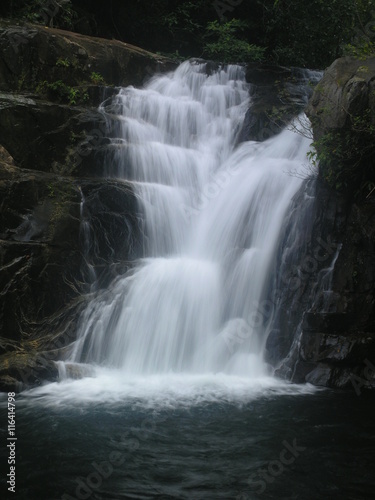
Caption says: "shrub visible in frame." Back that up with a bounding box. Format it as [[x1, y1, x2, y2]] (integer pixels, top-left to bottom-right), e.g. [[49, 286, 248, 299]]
[[203, 19, 266, 63], [90, 72, 105, 85]]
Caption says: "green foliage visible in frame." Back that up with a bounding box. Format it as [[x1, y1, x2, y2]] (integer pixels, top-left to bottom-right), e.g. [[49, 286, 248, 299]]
[[2, 0, 375, 68], [6, 0, 77, 29], [344, 41, 375, 58], [47, 184, 55, 198], [203, 20, 265, 63], [343, 3, 375, 59], [36, 80, 87, 105], [265, 0, 366, 66], [90, 72, 105, 85], [67, 87, 80, 105], [56, 57, 70, 68]]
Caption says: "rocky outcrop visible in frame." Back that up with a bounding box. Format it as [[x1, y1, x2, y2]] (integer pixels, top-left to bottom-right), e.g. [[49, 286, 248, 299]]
[[268, 57, 375, 390], [0, 146, 140, 390], [306, 56, 375, 140], [270, 181, 375, 389], [306, 56, 375, 196], [241, 64, 322, 141], [0, 24, 170, 391], [0, 21, 176, 93]]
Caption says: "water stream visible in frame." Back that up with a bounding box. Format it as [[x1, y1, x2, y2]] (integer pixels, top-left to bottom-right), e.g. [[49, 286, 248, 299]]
[[70, 61, 311, 381], [1, 61, 374, 500]]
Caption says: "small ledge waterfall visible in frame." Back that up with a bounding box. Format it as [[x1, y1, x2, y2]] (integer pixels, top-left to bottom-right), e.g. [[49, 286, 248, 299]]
[[70, 61, 313, 379]]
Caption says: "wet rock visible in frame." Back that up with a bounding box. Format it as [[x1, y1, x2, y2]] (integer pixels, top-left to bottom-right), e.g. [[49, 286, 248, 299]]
[[0, 92, 110, 174], [0, 164, 140, 341], [304, 363, 375, 390], [0, 160, 139, 391], [270, 178, 375, 388], [306, 56, 375, 140], [241, 64, 322, 142], [296, 313, 375, 388], [0, 352, 59, 392], [59, 362, 95, 380], [79, 179, 141, 287], [0, 21, 176, 93], [0, 165, 82, 342], [0, 23, 162, 390], [299, 313, 373, 361]]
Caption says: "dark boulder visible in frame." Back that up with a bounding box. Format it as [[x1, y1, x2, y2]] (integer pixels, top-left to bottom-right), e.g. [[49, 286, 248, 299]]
[[306, 56, 375, 197], [270, 177, 375, 388], [306, 56, 375, 140], [240, 64, 322, 142], [0, 21, 176, 93], [0, 23, 164, 390]]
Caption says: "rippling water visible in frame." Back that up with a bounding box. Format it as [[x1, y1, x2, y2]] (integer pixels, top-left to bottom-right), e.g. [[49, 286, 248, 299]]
[[1, 377, 375, 500]]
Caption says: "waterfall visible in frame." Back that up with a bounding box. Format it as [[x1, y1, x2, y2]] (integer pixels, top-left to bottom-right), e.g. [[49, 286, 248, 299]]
[[70, 60, 313, 379], [78, 186, 98, 290]]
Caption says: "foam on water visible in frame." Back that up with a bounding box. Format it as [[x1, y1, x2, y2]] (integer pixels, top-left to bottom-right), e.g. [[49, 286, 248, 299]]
[[15, 371, 322, 410]]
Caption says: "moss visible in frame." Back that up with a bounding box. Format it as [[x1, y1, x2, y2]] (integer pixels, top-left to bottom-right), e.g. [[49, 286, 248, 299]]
[[35, 79, 90, 105], [358, 65, 369, 74]]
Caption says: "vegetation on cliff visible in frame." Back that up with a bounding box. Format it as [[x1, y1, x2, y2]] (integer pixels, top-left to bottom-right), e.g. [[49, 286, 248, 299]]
[[1, 0, 374, 68]]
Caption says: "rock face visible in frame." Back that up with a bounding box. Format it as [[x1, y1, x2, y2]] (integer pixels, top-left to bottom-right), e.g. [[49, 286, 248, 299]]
[[305, 56, 375, 196], [0, 23, 173, 391], [269, 180, 375, 389], [267, 57, 375, 390], [306, 56, 375, 139], [241, 64, 321, 141], [0, 21, 175, 93]]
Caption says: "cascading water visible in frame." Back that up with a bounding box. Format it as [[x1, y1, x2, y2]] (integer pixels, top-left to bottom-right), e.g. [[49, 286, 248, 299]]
[[8, 62, 375, 500], [78, 187, 98, 290], [69, 60, 313, 383]]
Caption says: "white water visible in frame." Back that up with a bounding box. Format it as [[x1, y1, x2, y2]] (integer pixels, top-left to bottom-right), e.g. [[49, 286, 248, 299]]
[[62, 61, 315, 400], [22, 370, 321, 409]]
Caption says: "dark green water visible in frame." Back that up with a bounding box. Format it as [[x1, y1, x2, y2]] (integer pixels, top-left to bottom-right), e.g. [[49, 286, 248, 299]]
[[1, 377, 375, 500]]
